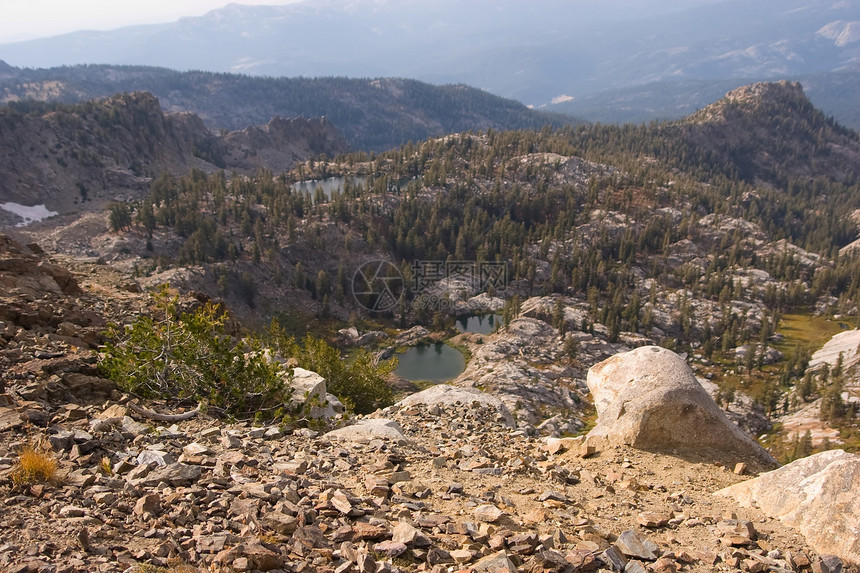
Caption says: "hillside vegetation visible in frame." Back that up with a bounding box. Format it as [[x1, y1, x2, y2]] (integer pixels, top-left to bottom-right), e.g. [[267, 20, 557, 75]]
[[0, 92, 347, 215], [5, 81, 860, 458], [0, 63, 572, 152]]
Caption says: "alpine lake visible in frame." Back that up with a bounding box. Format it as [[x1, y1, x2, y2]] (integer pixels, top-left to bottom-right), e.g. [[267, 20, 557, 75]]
[[394, 314, 501, 383]]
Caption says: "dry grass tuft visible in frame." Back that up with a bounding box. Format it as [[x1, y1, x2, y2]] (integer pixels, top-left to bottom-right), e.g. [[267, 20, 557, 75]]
[[11, 447, 59, 485], [99, 456, 113, 476]]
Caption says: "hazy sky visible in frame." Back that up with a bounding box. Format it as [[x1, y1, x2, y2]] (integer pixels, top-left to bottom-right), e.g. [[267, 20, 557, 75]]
[[0, 1, 299, 44]]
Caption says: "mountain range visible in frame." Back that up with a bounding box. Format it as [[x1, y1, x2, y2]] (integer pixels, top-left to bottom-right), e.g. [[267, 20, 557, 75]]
[[1, 0, 860, 125], [0, 64, 570, 152]]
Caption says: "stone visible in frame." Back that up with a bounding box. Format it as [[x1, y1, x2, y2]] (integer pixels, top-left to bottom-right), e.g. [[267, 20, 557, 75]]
[[134, 462, 202, 486], [717, 450, 860, 566], [637, 512, 670, 528], [289, 367, 341, 419], [818, 555, 845, 573], [602, 545, 629, 571], [58, 506, 86, 518], [544, 435, 597, 457], [652, 557, 678, 573], [182, 442, 210, 456], [716, 519, 757, 547], [329, 489, 354, 514], [585, 346, 776, 467], [392, 521, 428, 546], [197, 534, 239, 554], [214, 542, 282, 571], [351, 522, 388, 542], [137, 449, 175, 467], [374, 540, 408, 558], [48, 430, 75, 451], [396, 384, 515, 427], [261, 512, 298, 534], [450, 548, 475, 563], [324, 419, 409, 444], [92, 492, 116, 505], [473, 504, 505, 523], [134, 493, 161, 517], [425, 547, 452, 565], [615, 529, 659, 561], [787, 551, 811, 569], [356, 553, 377, 573], [0, 408, 23, 432]]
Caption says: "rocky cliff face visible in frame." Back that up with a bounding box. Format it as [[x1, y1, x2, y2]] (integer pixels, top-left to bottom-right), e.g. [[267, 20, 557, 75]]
[[222, 116, 349, 173], [0, 93, 347, 224]]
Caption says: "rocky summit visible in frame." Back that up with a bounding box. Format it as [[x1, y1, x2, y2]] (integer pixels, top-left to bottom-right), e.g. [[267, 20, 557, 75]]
[[0, 239, 858, 572]]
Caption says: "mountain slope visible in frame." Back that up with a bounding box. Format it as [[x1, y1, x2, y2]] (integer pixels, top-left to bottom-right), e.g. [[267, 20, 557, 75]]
[[550, 72, 860, 133], [3, 81, 859, 460], [0, 93, 347, 219], [0, 65, 570, 152], [678, 81, 860, 183]]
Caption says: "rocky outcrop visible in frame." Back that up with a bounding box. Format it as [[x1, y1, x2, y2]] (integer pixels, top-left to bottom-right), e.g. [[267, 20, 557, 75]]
[[778, 329, 860, 446], [716, 449, 860, 565], [453, 317, 591, 430], [0, 92, 347, 223], [0, 235, 81, 296], [585, 346, 777, 468], [394, 384, 515, 427], [222, 116, 349, 173]]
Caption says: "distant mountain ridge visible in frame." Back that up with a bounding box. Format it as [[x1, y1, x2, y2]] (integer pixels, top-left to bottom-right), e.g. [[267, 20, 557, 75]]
[[545, 72, 860, 130], [1, 0, 858, 111], [0, 64, 571, 151]]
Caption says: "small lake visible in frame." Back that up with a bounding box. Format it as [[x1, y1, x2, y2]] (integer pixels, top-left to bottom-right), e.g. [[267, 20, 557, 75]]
[[290, 176, 367, 199], [394, 343, 466, 383], [456, 314, 502, 334]]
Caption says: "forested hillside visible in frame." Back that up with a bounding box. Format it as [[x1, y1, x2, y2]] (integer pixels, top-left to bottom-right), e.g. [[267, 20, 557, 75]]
[[6, 81, 860, 456], [0, 92, 347, 216], [0, 63, 572, 151]]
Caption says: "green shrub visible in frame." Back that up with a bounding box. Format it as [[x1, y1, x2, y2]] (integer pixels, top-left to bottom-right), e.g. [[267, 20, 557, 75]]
[[269, 322, 395, 415], [100, 286, 289, 420]]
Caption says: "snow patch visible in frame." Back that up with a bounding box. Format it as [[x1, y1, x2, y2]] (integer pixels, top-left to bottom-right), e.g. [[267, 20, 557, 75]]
[[550, 94, 574, 105], [0, 202, 58, 227]]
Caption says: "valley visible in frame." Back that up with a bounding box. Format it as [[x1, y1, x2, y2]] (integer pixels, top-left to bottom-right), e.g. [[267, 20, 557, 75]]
[[1, 77, 860, 572], [3, 80, 859, 457]]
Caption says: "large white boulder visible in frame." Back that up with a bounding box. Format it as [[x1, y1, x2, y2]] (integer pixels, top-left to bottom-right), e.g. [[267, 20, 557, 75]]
[[716, 449, 860, 565], [585, 346, 775, 467]]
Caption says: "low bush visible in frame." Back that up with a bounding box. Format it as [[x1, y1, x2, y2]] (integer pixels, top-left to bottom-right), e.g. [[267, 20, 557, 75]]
[[99, 285, 289, 420], [268, 322, 396, 415]]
